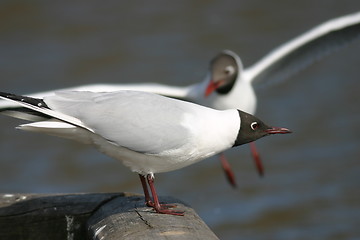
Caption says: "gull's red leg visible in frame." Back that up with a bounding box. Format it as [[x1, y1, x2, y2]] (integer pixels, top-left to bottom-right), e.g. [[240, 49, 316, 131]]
[[219, 153, 237, 188], [146, 174, 184, 216], [139, 174, 176, 209], [139, 174, 153, 206], [250, 142, 264, 177]]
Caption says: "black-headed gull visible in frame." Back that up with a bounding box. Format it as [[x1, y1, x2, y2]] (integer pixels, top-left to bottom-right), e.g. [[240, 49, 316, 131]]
[[0, 90, 291, 215], [1, 11, 359, 186]]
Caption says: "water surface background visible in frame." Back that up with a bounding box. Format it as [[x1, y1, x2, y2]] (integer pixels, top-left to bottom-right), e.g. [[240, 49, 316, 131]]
[[0, 1, 359, 239]]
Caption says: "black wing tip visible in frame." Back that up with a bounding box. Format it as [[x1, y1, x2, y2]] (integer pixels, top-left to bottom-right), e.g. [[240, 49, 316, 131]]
[[0, 91, 15, 98], [0, 91, 49, 109]]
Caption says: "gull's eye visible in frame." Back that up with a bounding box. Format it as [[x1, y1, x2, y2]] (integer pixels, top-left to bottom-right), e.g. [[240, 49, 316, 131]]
[[251, 122, 259, 130], [224, 65, 235, 75]]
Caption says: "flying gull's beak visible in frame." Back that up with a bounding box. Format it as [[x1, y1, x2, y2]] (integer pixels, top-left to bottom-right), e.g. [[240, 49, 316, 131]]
[[204, 81, 220, 97]]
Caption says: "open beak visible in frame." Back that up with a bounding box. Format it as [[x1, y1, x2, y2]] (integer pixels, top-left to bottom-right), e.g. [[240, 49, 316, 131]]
[[265, 127, 292, 134], [204, 81, 221, 97]]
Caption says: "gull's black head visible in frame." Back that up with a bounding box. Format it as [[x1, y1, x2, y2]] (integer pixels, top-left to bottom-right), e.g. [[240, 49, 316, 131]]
[[234, 110, 291, 147], [205, 51, 239, 96]]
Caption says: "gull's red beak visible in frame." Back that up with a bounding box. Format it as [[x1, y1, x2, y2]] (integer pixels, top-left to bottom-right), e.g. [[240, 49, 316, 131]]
[[205, 81, 220, 97], [265, 127, 292, 134]]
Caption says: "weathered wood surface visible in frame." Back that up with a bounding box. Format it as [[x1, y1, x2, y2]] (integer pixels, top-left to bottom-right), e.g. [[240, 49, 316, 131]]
[[0, 193, 219, 240], [87, 195, 219, 240]]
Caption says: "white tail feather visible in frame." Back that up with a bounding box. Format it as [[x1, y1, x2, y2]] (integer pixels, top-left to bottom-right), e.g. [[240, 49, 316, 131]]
[[17, 120, 93, 144]]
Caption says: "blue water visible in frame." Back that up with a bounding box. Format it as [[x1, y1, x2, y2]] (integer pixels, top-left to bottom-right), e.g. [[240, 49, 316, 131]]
[[1, 1, 360, 239]]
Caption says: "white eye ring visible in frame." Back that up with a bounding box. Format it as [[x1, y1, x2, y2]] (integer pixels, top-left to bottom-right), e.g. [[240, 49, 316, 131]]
[[224, 65, 235, 75], [251, 122, 259, 130]]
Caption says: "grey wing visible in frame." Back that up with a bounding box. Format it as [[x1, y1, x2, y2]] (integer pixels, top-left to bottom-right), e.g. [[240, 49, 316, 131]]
[[44, 91, 191, 154], [246, 11, 360, 88], [0, 83, 195, 111]]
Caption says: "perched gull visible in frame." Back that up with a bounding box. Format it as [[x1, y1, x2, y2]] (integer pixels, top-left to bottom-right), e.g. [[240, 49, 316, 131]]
[[0, 90, 291, 215], [1, 12, 358, 186]]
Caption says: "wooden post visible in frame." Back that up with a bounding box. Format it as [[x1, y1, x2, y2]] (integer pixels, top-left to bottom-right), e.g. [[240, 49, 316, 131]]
[[0, 193, 219, 240]]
